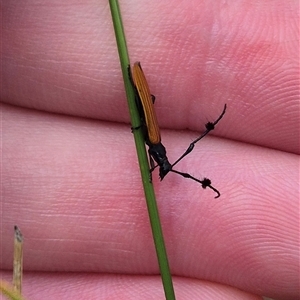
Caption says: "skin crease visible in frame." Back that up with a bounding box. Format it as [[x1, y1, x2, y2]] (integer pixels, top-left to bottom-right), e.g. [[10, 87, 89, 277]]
[[1, 0, 299, 299]]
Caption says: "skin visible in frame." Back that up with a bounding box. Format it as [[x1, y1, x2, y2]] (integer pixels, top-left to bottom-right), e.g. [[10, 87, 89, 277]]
[[1, 1, 299, 299]]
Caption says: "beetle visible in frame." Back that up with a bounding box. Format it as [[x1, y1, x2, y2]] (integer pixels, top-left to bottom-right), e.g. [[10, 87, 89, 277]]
[[129, 62, 226, 198]]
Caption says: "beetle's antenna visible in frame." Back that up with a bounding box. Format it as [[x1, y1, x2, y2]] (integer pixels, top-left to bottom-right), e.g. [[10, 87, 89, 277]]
[[170, 169, 220, 198], [172, 104, 227, 168]]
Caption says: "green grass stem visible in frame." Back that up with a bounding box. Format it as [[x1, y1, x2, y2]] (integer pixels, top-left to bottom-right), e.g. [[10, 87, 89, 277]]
[[108, 1, 175, 299]]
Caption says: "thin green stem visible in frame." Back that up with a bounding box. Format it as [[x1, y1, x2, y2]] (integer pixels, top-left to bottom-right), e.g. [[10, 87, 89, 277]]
[[108, 1, 175, 299]]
